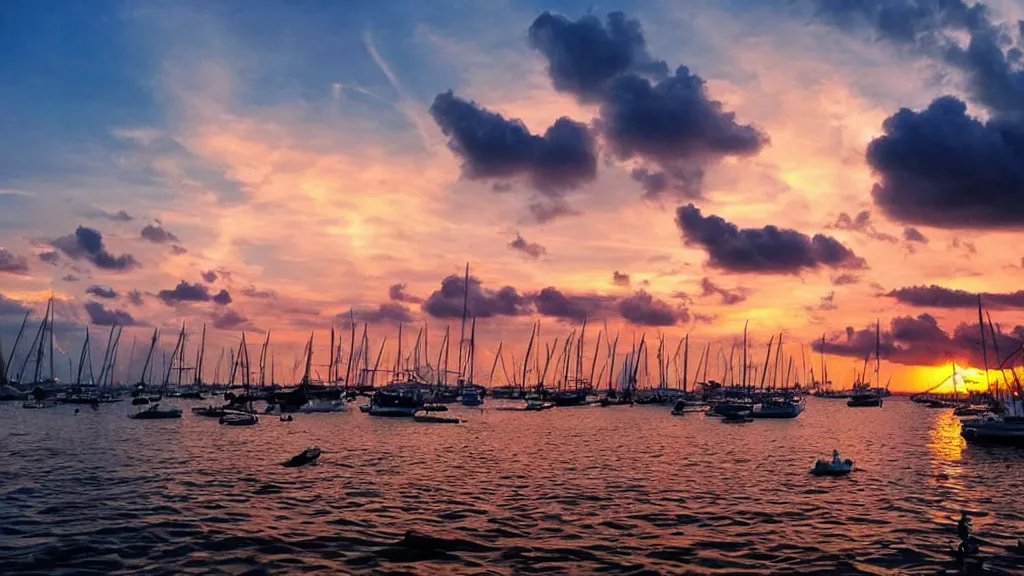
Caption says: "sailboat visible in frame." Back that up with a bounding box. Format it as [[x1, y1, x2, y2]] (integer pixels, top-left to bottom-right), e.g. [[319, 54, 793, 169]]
[[131, 325, 183, 419], [750, 333, 805, 419], [220, 333, 259, 425], [847, 320, 883, 408], [960, 297, 1024, 445], [20, 298, 59, 409]]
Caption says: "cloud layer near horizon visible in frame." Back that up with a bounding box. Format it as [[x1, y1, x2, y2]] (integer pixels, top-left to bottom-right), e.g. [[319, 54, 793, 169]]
[[2, 0, 1024, 390]]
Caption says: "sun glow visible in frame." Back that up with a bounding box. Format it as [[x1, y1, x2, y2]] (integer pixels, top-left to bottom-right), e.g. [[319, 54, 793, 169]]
[[912, 364, 996, 394]]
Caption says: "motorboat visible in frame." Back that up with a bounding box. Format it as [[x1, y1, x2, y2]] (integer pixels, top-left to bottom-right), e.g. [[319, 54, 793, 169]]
[[129, 404, 183, 419], [280, 414, 293, 422], [960, 415, 1024, 446], [550, 389, 588, 407], [749, 396, 804, 419], [298, 398, 347, 413], [219, 412, 259, 426], [192, 405, 233, 418], [283, 446, 321, 467], [709, 401, 755, 417], [131, 396, 150, 406], [847, 393, 883, 407], [811, 450, 853, 476], [953, 404, 989, 417], [670, 399, 707, 415], [524, 400, 554, 411], [21, 400, 54, 409], [460, 389, 483, 407], [365, 389, 423, 417]]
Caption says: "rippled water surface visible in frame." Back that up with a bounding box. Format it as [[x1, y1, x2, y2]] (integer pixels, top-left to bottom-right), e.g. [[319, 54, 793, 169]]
[[2, 397, 1023, 575]]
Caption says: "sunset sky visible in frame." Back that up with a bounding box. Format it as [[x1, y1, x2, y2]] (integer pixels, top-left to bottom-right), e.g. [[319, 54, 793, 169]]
[[2, 0, 1024, 392]]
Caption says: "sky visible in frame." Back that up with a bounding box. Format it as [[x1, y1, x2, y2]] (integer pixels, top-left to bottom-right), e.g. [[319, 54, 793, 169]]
[[2, 0, 1024, 392]]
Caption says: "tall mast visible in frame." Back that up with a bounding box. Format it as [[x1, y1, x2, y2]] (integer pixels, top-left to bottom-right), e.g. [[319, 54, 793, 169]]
[[396, 322, 403, 378], [328, 324, 336, 383], [742, 320, 748, 389], [48, 296, 54, 382], [457, 262, 470, 380], [683, 333, 689, 393], [344, 310, 356, 388], [5, 311, 29, 382], [977, 295, 990, 391], [76, 327, 90, 384], [139, 328, 158, 385], [874, 319, 881, 388], [468, 317, 476, 383], [443, 325, 450, 386], [195, 324, 207, 386], [758, 335, 774, 390]]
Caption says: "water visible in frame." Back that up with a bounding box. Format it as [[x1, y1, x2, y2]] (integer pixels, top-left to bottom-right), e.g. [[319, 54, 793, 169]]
[[1, 398, 1023, 575]]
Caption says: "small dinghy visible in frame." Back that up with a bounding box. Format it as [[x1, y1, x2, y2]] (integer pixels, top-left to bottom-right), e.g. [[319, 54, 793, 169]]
[[130, 404, 183, 419], [283, 446, 321, 467], [280, 414, 293, 422], [524, 400, 554, 411], [811, 450, 853, 476], [131, 397, 150, 406], [413, 410, 461, 424], [192, 405, 231, 418], [219, 412, 259, 426], [422, 404, 449, 412]]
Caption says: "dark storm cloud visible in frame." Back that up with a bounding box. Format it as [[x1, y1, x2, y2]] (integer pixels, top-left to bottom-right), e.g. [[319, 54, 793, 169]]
[[612, 271, 631, 287], [0, 249, 29, 274], [830, 210, 899, 243], [421, 274, 531, 319], [508, 233, 547, 260], [886, 284, 1024, 309], [140, 223, 180, 244], [212, 308, 250, 331], [0, 293, 29, 316], [170, 245, 187, 255], [429, 90, 597, 195], [241, 285, 278, 299], [212, 289, 232, 305], [387, 283, 421, 304], [62, 274, 81, 283], [676, 204, 866, 274], [527, 11, 668, 101], [84, 301, 142, 326], [201, 270, 218, 283], [533, 287, 614, 321], [618, 290, 688, 326], [698, 277, 749, 305], [903, 227, 929, 243], [50, 226, 139, 271], [809, 0, 1024, 116], [813, 313, 1024, 367], [38, 251, 60, 265], [528, 10, 768, 199], [157, 281, 212, 305], [866, 97, 1024, 228], [85, 285, 117, 299]]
